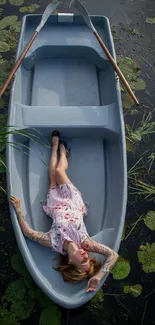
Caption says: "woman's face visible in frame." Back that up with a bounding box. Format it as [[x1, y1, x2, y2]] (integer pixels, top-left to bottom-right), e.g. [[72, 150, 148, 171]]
[[69, 249, 90, 272]]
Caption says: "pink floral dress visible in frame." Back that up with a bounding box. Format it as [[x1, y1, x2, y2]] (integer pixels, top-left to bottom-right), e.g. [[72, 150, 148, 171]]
[[42, 183, 88, 254]]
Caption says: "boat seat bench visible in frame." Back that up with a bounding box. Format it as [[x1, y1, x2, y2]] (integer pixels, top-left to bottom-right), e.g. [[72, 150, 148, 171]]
[[12, 102, 120, 136]]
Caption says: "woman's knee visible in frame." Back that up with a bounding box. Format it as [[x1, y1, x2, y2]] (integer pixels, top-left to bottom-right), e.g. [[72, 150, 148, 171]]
[[55, 167, 64, 178]]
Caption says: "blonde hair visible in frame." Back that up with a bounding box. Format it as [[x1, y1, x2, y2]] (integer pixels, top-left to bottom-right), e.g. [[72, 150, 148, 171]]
[[54, 255, 101, 283]]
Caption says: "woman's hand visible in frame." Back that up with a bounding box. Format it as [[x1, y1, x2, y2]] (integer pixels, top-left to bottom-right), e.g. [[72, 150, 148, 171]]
[[86, 275, 100, 293], [10, 196, 21, 210]]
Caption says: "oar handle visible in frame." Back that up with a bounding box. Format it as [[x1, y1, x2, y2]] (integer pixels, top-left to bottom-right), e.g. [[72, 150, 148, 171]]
[[94, 30, 139, 106], [0, 31, 38, 97]]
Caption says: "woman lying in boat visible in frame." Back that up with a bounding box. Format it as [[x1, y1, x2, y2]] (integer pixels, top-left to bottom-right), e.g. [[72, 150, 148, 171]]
[[10, 130, 118, 293]]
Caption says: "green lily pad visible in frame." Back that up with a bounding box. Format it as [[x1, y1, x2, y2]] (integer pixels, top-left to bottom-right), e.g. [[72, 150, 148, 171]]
[[11, 251, 29, 277], [0, 8, 4, 15], [111, 256, 131, 280], [0, 29, 18, 49], [11, 297, 35, 320], [19, 4, 40, 13], [10, 20, 21, 32], [123, 284, 142, 297], [4, 279, 26, 302], [34, 288, 54, 307], [0, 226, 5, 231], [122, 92, 135, 109], [9, 0, 24, 5], [0, 41, 10, 52], [0, 58, 13, 89], [146, 17, 155, 24], [144, 211, 155, 231], [0, 307, 20, 325], [89, 289, 104, 309], [0, 15, 17, 29], [39, 306, 61, 325], [0, 0, 6, 4], [137, 242, 155, 273]]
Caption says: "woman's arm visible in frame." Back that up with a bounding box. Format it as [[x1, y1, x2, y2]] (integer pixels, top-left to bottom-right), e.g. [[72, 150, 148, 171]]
[[82, 236, 118, 292], [10, 196, 52, 248]]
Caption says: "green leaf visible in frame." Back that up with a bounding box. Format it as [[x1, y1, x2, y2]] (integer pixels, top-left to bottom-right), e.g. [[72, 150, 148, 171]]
[[39, 306, 61, 325], [122, 92, 134, 109], [11, 251, 29, 277], [111, 256, 131, 280], [19, 4, 40, 13], [135, 78, 146, 91], [11, 297, 35, 320], [89, 289, 104, 309], [0, 226, 5, 231], [0, 97, 6, 109], [123, 284, 142, 297], [0, 307, 20, 325], [0, 15, 18, 29], [0, 156, 7, 173], [144, 211, 155, 231], [10, 20, 21, 32], [9, 0, 24, 5], [0, 8, 4, 15], [4, 279, 26, 302], [146, 17, 155, 24], [0, 41, 10, 52], [0, 0, 6, 4], [137, 242, 155, 273], [35, 288, 54, 307]]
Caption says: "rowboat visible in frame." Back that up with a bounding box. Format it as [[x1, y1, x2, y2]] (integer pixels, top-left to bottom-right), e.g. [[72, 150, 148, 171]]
[[7, 12, 127, 308]]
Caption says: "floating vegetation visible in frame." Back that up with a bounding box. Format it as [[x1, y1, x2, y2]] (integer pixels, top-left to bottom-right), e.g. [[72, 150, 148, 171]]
[[0, 226, 5, 231], [0, 306, 20, 325], [137, 243, 155, 273], [0, 15, 21, 53], [131, 179, 155, 201], [111, 256, 131, 280], [123, 284, 142, 297], [19, 4, 40, 13], [0, 15, 18, 29], [0, 0, 6, 4], [126, 111, 155, 152], [39, 305, 61, 325], [89, 289, 104, 309], [146, 17, 155, 24], [117, 56, 146, 108], [144, 211, 155, 231], [127, 157, 143, 181], [148, 152, 155, 173], [124, 214, 143, 241], [0, 8, 4, 15], [0, 41, 10, 52], [9, 0, 24, 5], [130, 109, 139, 116]]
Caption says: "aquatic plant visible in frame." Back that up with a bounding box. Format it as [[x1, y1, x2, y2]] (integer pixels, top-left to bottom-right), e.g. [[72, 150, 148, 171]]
[[137, 242, 155, 273], [19, 4, 40, 13], [124, 214, 143, 241], [9, 0, 24, 5], [111, 256, 131, 280], [148, 152, 155, 173], [39, 305, 61, 325], [131, 179, 155, 201], [123, 284, 142, 297], [88, 289, 104, 309], [117, 56, 146, 108], [144, 211, 155, 231]]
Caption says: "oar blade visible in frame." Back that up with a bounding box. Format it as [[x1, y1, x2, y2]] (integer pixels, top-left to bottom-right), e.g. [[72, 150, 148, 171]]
[[36, 0, 59, 32], [70, 0, 96, 32]]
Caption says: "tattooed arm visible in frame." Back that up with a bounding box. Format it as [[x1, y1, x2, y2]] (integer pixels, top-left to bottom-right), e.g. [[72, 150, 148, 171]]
[[82, 236, 118, 292], [10, 196, 52, 248]]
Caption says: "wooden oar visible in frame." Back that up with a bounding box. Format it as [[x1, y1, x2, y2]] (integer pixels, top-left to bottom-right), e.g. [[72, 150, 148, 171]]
[[71, 0, 139, 106], [0, 0, 59, 97]]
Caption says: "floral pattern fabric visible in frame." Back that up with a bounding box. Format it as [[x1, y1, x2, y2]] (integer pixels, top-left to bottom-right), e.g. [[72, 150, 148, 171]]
[[42, 184, 88, 254]]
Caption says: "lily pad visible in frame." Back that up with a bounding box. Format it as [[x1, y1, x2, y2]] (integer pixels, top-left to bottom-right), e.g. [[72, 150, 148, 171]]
[[11, 251, 34, 288], [34, 288, 54, 307], [11, 297, 35, 320], [4, 279, 26, 302], [122, 92, 134, 109], [39, 306, 61, 325], [10, 20, 21, 32], [0, 58, 13, 89], [111, 256, 131, 280], [0, 29, 18, 49], [144, 211, 155, 231], [0, 226, 5, 231], [0, 15, 18, 29], [123, 284, 142, 297], [137, 242, 155, 273], [89, 289, 104, 309], [19, 4, 40, 13], [9, 0, 24, 5], [146, 17, 155, 24], [0, 0, 6, 4], [0, 41, 10, 52], [0, 307, 20, 325], [0, 8, 4, 15], [134, 78, 146, 90]]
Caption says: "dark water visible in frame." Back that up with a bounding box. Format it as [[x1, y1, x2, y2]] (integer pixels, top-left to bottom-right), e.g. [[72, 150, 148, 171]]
[[0, 0, 155, 324]]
